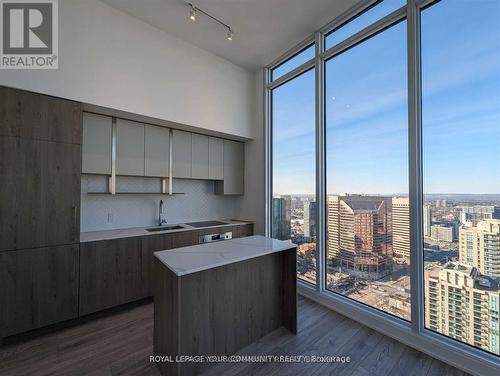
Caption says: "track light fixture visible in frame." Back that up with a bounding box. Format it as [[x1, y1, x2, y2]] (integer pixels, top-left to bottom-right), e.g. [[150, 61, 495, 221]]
[[186, 2, 234, 41]]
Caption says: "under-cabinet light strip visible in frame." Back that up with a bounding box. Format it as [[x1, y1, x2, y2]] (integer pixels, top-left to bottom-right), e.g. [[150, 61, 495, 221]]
[[169, 129, 173, 195], [110, 117, 117, 195]]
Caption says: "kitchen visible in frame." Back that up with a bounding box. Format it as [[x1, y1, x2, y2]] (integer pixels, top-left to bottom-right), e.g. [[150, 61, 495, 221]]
[[0, 83, 296, 376]]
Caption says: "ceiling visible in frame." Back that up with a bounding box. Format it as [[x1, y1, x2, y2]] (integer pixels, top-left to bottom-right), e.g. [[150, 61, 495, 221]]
[[101, 0, 359, 71]]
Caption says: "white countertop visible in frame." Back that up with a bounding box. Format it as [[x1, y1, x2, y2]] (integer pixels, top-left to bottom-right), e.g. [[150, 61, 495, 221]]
[[80, 220, 252, 243], [154, 235, 296, 276]]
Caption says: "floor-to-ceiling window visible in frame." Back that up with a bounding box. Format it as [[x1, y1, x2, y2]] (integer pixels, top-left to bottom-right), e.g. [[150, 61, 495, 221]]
[[271, 55, 317, 284], [325, 19, 409, 321], [267, 0, 499, 370], [421, 0, 500, 356]]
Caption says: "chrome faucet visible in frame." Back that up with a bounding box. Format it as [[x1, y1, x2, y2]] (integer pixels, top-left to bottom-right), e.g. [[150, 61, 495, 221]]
[[158, 199, 168, 226]]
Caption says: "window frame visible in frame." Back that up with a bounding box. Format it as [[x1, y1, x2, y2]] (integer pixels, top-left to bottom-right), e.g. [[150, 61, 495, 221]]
[[264, 0, 500, 374], [270, 65, 317, 285]]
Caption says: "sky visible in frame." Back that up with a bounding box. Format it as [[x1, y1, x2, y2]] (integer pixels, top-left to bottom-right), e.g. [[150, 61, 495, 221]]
[[272, 0, 500, 195]]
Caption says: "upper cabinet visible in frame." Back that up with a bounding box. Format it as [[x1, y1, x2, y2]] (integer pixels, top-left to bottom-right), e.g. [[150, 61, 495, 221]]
[[80, 112, 245, 195], [82, 113, 112, 175], [191, 134, 209, 179], [0, 86, 81, 145], [172, 130, 192, 178], [145, 125, 170, 177], [215, 140, 244, 195], [116, 119, 145, 176], [208, 137, 224, 180]]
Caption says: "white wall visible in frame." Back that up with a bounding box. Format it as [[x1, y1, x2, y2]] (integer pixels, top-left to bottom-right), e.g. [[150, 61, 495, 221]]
[[235, 69, 266, 234], [0, 0, 254, 139]]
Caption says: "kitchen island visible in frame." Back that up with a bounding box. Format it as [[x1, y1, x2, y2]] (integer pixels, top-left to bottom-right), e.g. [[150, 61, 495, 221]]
[[153, 235, 297, 376]]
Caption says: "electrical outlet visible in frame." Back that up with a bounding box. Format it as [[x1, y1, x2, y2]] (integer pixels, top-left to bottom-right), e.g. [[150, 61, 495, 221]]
[[107, 213, 114, 223]]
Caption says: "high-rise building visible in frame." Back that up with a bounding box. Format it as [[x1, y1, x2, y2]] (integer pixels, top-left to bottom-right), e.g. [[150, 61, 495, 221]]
[[303, 201, 317, 240], [327, 195, 393, 279], [272, 195, 291, 241], [494, 206, 500, 220], [459, 219, 500, 278], [423, 205, 432, 237], [430, 225, 454, 242], [436, 199, 447, 208], [425, 262, 499, 355], [392, 197, 409, 259], [459, 205, 495, 225]]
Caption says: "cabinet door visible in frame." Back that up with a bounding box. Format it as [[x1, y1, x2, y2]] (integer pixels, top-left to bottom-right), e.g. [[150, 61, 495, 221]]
[[141, 234, 173, 295], [172, 130, 192, 178], [191, 134, 209, 179], [0, 245, 79, 338], [171, 231, 199, 248], [82, 112, 112, 174], [215, 140, 244, 195], [0, 136, 81, 252], [208, 137, 223, 180], [0, 86, 81, 145], [79, 237, 148, 316], [116, 119, 145, 176], [238, 224, 254, 238], [145, 125, 170, 177]]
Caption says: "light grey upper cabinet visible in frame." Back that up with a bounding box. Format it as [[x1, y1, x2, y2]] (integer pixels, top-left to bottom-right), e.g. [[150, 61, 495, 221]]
[[172, 130, 192, 178], [116, 119, 145, 176], [191, 134, 209, 179], [208, 137, 223, 180], [82, 113, 112, 175], [145, 125, 170, 177], [215, 140, 244, 195]]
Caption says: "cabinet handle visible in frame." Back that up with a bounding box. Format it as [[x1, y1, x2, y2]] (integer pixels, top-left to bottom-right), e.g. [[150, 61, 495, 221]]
[[73, 206, 78, 229]]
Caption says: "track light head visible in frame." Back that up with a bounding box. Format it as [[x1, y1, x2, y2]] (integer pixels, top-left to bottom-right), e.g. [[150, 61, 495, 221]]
[[189, 5, 196, 21], [227, 28, 233, 41]]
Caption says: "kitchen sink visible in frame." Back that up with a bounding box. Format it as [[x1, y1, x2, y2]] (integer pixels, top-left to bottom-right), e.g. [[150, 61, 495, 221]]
[[146, 225, 185, 232]]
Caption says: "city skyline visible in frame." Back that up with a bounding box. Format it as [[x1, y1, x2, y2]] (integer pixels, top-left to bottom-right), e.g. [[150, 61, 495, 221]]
[[273, 191, 500, 354]]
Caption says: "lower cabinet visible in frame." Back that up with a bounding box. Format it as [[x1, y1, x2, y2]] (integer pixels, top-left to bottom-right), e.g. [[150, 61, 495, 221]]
[[170, 231, 199, 248], [77, 225, 254, 318], [0, 245, 79, 338], [141, 234, 173, 296], [79, 236, 148, 316], [238, 223, 254, 237]]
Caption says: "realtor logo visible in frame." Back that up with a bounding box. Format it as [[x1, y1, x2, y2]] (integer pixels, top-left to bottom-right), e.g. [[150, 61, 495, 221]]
[[1, 0, 58, 69]]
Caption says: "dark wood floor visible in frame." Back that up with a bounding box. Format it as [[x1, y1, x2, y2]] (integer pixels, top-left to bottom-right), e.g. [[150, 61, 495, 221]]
[[0, 296, 469, 376]]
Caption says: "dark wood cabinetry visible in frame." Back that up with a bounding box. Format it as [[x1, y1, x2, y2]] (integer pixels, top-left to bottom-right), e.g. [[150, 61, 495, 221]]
[[0, 86, 82, 339], [0, 137, 81, 251], [79, 237, 148, 316], [236, 223, 254, 238], [0, 87, 81, 252], [170, 230, 199, 248], [0, 86, 81, 144], [0, 245, 80, 338], [141, 234, 173, 296], [79, 224, 254, 316]]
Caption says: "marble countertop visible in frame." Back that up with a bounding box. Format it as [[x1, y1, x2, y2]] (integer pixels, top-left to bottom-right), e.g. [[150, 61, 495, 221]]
[[80, 219, 252, 243], [154, 235, 297, 276]]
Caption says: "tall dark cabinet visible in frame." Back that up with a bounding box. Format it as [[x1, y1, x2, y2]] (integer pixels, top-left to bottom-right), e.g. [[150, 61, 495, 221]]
[[0, 86, 82, 338]]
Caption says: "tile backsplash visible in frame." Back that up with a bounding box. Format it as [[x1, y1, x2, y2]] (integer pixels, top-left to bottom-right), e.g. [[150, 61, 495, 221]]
[[81, 175, 237, 232]]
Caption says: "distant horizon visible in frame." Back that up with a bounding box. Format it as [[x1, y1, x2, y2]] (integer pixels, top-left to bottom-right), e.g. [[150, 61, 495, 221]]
[[273, 192, 500, 195], [273, 192, 500, 199]]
